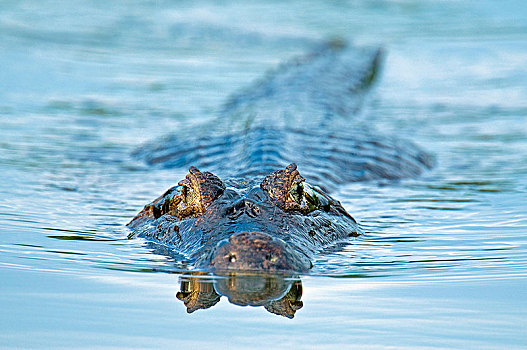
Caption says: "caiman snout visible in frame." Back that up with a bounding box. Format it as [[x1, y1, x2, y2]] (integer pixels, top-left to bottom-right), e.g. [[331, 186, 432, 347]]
[[209, 232, 311, 272]]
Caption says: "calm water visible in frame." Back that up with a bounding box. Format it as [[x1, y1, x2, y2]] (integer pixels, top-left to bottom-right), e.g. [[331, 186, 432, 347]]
[[1, 0, 526, 348]]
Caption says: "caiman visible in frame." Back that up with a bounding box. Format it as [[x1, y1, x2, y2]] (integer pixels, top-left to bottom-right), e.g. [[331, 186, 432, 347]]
[[128, 41, 433, 273]]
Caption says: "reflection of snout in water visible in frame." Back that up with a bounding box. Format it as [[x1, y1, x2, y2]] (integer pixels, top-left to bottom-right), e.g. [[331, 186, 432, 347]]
[[209, 231, 312, 272], [176, 272, 303, 318]]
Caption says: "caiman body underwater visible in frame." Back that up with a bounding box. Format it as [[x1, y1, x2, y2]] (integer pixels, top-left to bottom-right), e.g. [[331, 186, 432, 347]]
[[128, 41, 434, 273]]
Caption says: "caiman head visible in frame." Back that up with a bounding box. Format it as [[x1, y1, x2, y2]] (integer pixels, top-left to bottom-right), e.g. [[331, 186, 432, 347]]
[[128, 163, 360, 273]]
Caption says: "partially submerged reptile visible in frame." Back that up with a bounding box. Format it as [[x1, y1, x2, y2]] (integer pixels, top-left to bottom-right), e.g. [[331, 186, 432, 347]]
[[128, 41, 433, 273]]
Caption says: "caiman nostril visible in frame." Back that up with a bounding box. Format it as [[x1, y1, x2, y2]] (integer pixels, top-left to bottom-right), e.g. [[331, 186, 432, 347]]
[[210, 231, 310, 272]]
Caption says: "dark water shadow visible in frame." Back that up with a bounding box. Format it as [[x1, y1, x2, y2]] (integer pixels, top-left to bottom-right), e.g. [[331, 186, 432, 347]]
[[176, 272, 303, 319]]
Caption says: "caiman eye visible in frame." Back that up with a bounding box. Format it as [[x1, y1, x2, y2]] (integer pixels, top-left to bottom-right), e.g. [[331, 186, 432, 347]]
[[152, 185, 183, 218], [302, 183, 330, 212], [261, 163, 330, 214], [289, 183, 304, 204], [290, 182, 330, 213]]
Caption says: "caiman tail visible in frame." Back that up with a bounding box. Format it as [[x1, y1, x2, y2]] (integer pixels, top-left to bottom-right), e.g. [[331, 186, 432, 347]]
[[136, 41, 433, 192], [220, 39, 382, 127]]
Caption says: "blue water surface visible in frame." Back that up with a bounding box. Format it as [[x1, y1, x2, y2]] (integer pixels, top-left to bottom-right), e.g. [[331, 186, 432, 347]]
[[1, 1, 526, 348]]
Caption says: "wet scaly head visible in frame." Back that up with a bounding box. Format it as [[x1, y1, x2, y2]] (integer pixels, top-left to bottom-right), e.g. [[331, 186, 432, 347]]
[[128, 163, 360, 272]]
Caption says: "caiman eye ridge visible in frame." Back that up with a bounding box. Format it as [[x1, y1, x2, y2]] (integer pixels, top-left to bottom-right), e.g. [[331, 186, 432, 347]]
[[129, 167, 226, 224], [260, 164, 332, 215]]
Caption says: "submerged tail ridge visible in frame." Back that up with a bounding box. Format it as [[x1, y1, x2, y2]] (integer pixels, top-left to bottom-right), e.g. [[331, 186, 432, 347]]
[[220, 40, 383, 122]]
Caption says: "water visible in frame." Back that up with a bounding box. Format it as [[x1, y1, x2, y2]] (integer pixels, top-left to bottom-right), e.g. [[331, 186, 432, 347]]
[[1, 0, 526, 348]]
